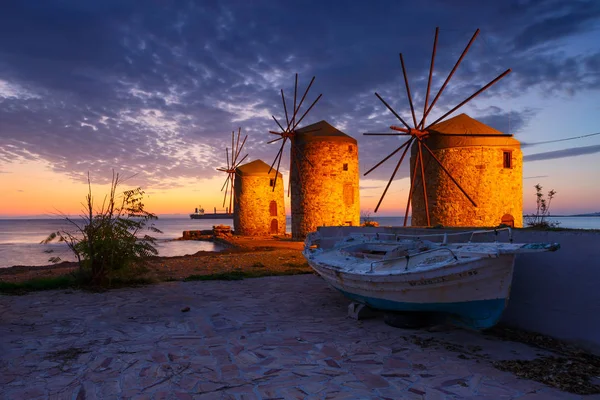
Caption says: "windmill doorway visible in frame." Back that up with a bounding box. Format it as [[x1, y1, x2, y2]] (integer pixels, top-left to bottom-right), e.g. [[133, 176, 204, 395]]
[[501, 214, 515, 228], [270, 219, 278, 234]]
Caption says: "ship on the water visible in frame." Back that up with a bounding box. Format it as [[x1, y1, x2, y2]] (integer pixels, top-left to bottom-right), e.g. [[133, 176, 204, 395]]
[[190, 206, 233, 220]]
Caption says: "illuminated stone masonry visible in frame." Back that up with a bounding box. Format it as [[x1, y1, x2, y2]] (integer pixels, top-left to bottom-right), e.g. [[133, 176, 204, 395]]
[[234, 159, 286, 236], [291, 121, 360, 239]]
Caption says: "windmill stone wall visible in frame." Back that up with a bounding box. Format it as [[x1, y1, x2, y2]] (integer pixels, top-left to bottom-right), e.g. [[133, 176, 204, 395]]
[[234, 160, 286, 236], [410, 114, 523, 228], [291, 121, 360, 239]]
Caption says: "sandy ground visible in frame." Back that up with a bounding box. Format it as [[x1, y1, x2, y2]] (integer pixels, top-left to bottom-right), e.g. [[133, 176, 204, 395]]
[[0, 237, 307, 284]]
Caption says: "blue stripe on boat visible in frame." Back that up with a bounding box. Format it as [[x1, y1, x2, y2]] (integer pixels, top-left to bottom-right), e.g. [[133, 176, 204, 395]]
[[336, 288, 508, 330]]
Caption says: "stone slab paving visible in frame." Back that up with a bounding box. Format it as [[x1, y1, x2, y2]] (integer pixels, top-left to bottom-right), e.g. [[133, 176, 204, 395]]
[[0, 274, 597, 400]]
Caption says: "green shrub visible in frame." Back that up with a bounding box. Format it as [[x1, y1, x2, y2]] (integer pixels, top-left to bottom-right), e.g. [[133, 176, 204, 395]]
[[43, 172, 162, 286], [525, 184, 560, 229]]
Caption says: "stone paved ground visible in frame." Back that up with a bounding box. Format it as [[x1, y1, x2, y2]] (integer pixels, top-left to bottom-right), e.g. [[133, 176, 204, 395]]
[[1, 275, 597, 400]]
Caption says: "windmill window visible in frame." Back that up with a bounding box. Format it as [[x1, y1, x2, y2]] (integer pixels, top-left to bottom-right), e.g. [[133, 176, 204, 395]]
[[269, 200, 277, 217], [348, 145, 353, 152], [503, 151, 512, 169], [269, 178, 275, 187], [343, 163, 348, 171]]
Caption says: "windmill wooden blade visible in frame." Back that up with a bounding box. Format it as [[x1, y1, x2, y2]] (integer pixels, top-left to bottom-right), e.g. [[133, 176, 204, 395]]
[[291, 93, 323, 131], [403, 146, 422, 227], [390, 126, 411, 133], [235, 128, 241, 160], [222, 177, 230, 207], [364, 138, 413, 177], [235, 135, 248, 163], [374, 92, 411, 130], [399, 53, 417, 127], [216, 128, 249, 215], [292, 73, 298, 127], [234, 154, 249, 168], [231, 131, 235, 165], [288, 76, 316, 129], [272, 115, 285, 132], [421, 27, 439, 129], [288, 156, 292, 197], [417, 141, 430, 226], [420, 141, 477, 207], [269, 139, 286, 174], [281, 89, 290, 127], [220, 175, 230, 191], [419, 29, 480, 128], [425, 69, 512, 130], [374, 140, 412, 213], [229, 173, 234, 213], [268, 137, 283, 144], [272, 138, 286, 191]]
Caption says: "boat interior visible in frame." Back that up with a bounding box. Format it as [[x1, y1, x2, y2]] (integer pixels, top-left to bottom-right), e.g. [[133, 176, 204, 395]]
[[339, 240, 434, 260]]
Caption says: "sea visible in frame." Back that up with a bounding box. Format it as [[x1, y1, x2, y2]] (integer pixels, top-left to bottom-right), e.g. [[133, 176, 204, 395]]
[[0, 216, 598, 269]]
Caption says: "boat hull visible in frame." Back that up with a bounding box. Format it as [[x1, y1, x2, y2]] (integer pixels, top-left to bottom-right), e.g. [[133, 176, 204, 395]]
[[306, 254, 516, 330]]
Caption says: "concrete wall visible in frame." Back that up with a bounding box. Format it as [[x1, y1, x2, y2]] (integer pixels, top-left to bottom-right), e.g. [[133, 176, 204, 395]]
[[411, 144, 523, 228], [291, 137, 360, 239], [316, 225, 600, 353]]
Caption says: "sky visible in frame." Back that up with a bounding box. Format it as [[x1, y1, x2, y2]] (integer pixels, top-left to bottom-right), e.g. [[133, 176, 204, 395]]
[[1, 0, 599, 218]]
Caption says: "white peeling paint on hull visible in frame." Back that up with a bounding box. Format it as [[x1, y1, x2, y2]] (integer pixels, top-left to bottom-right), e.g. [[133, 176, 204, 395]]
[[307, 254, 516, 305]]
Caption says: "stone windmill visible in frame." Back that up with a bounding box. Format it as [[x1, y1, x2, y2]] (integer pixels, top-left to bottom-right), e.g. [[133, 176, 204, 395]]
[[267, 75, 360, 238], [216, 128, 248, 214], [365, 27, 522, 227]]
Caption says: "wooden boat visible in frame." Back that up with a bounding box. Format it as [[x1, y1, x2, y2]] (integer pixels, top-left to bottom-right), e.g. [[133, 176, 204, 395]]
[[303, 229, 560, 330]]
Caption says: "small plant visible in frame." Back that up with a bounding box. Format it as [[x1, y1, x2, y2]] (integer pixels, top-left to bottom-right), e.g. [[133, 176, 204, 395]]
[[361, 210, 380, 227], [526, 184, 560, 229], [43, 172, 162, 286]]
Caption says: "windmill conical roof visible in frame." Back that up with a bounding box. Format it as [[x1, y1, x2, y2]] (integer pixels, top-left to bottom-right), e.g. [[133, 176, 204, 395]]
[[236, 159, 282, 177], [296, 120, 357, 143], [428, 113, 505, 135]]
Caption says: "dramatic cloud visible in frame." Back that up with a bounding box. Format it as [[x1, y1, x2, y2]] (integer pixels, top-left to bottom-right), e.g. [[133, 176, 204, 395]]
[[524, 144, 600, 162], [1, 0, 599, 186]]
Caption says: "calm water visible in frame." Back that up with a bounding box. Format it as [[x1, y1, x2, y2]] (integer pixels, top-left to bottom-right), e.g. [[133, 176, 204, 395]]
[[0, 216, 597, 268], [0, 218, 230, 268]]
